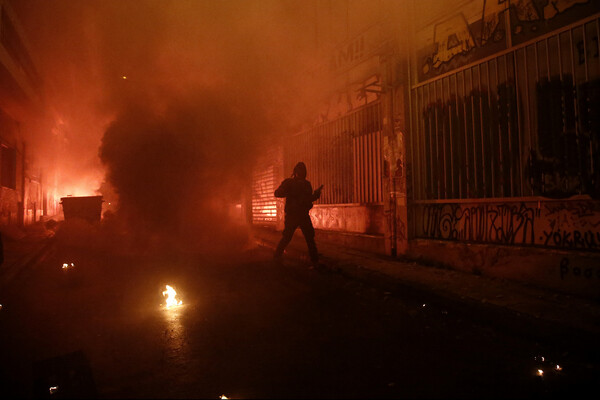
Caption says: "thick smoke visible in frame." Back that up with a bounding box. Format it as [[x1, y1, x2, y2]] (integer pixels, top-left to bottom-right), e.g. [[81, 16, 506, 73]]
[[99, 90, 269, 249], [14, 0, 333, 251]]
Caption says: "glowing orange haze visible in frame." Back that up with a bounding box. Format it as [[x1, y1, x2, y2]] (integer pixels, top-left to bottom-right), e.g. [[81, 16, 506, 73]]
[[12, 0, 335, 232]]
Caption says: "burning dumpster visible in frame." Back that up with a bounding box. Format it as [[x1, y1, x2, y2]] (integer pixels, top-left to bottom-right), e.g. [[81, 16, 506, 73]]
[[60, 196, 103, 223]]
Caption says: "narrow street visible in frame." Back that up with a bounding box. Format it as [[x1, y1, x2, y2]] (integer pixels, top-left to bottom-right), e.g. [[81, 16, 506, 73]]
[[1, 223, 598, 399]]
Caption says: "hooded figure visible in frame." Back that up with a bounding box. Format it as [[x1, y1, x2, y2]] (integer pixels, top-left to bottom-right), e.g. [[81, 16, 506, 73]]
[[274, 162, 323, 265]]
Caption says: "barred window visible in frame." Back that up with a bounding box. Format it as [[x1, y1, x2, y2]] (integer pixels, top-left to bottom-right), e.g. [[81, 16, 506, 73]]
[[284, 101, 383, 205], [410, 17, 600, 201]]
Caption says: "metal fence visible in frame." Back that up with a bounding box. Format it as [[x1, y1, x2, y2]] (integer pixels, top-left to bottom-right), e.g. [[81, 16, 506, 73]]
[[410, 16, 600, 201], [284, 101, 383, 204]]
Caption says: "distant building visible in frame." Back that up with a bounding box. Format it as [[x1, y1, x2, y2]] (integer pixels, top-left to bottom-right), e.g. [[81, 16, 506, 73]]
[[0, 0, 57, 227], [252, 0, 600, 298]]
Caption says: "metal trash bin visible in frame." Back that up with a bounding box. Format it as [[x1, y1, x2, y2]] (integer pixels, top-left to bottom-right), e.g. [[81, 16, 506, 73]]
[[60, 196, 103, 223]]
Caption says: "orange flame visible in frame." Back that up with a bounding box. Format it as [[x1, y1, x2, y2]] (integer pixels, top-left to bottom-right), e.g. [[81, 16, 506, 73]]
[[162, 285, 182, 308]]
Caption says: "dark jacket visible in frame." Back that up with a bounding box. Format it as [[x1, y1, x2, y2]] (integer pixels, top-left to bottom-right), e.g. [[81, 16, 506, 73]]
[[274, 178, 321, 216]]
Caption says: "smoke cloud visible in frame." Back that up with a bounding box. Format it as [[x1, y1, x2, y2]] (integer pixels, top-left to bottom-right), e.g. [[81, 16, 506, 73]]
[[14, 0, 333, 251]]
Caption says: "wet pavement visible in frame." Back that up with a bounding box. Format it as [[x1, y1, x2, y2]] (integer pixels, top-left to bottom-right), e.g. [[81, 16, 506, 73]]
[[0, 221, 599, 398], [253, 226, 600, 336]]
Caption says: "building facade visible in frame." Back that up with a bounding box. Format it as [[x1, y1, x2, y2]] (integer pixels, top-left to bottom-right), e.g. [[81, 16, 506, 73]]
[[252, 0, 600, 297], [0, 0, 57, 228]]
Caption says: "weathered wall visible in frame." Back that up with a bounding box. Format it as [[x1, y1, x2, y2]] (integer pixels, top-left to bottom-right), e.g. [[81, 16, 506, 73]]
[[409, 198, 600, 297], [412, 199, 600, 251], [309, 204, 384, 235]]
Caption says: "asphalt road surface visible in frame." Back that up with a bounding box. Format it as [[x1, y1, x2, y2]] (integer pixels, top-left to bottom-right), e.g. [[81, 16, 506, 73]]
[[1, 223, 598, 398]]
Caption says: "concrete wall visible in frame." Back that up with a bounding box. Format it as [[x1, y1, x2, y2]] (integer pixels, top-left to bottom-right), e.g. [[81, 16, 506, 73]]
[[309, 204, 384, 235], [408, 198, 600, 297], [411, 198, 600, 251]]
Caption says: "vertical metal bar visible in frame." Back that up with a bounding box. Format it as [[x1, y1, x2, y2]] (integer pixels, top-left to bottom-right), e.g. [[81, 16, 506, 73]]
[[434, 81, 441, 199], [366, 132, 372, 203], [495, 57, 505, 197], [353, 134, 358, 203], [358, 132, 363, 203], [504, 55, 515, 197], [545, 38, 551, 79], [425, 83, 432, 198], [326, 123, 330, 203], [462, 71, 469, 198], [356, 113, 364, 203], [594, 18, 600, 176], [377, 130, 382, 202], [372, 107, 377, 203], [358, 113, 363, 203], [558, 33, 563, 79], [326, 123, 330, 204], [570, 28, 576, 85], [370, 130, 374, 203], [513, 50, 524, 196], [362, 133, 367, 202], [409, 75, 416, 201], [478, 64, 486, 197], [448, 76, 455, 199], [411, 88, 418, 200], [535, 40, 540, 82], [339, 118, 343, 203], [441, 79, 447, 199], [368, 129, 373, 203], [418, 86, 425, 200], [523, 47, 534, 196], [470, 67, 478, 198], [316, 127, 320, 203], [372, 114, 376, 203], [486, 60, 495, 197], [583, 23, 589, 82], [445, 76, 453, 199], [333, 121, 337, 204], [453, 74, 460, 199]]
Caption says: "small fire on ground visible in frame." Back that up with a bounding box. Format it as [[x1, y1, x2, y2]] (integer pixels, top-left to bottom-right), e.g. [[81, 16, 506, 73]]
[[62, 263, 75, 270], [162, 285, 183, 308]]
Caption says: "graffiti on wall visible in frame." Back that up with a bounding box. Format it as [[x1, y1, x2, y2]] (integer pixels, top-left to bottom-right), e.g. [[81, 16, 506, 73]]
[[540, 201, 600, 250], [510, 0, 594, 44], [320, 75, 381, 122], [560, 257, 600, 280], [418, 0, 508, 81], [414, 199, 600, 251], [417, 0, 595, 81], [329, 24, 389, 72], [420, 202, 538, 244], [310, 205, 384, 234]]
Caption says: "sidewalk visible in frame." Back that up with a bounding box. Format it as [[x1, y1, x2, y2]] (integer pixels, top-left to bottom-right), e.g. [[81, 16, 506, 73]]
[[253, 226, 600, 336], [1, 221, 55, 290]]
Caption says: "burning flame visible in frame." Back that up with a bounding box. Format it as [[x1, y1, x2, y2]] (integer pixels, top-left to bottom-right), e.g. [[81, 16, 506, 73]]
[[62, 263, 75, 270], [163, 285, 182, 308], [555, 365, 562, 371], [537, 369, 544, 377], [220, 396, 229, 400], [49, 386, 59, 395]]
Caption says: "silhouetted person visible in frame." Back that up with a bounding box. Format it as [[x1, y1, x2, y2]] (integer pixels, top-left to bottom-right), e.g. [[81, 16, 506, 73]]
[[274, 162, 323, 266]]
